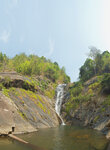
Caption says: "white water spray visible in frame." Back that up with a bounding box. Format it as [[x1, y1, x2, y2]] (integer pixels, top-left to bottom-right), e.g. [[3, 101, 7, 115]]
[[55, 84, 66, 125]]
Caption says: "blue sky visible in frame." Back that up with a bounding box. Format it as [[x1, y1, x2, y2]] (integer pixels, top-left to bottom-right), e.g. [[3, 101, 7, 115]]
[[0, 0, 110, 81]]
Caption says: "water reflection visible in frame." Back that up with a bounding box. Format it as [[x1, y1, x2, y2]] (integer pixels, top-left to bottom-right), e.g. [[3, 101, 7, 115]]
[[0, 126, 109, 150], [0, 137, 12, 145], [53, 126, 65, 150]]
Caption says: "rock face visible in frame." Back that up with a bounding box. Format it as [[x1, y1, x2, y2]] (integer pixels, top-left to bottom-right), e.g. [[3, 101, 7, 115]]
[[62, 77, 110, 139], [0, 72, 59, 135], [0, 92, 36, 135]]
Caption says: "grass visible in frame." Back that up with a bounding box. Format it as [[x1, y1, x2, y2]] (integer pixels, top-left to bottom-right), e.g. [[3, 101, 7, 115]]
[[18, 111, 27, 120], [94, 116, 99, 123], [2, 88, 10, 98], [1, 75, 56, 117], [102, 96, 110, 106], [88, 82, 100, 90]]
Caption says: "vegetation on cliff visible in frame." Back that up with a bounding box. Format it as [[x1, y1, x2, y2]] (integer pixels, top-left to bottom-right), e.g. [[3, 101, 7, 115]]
[[0, 52, 70, 84], [65, 48, 110, 111], [62, 48, 110, 138], [0, 52, 70, 133], [79, 47, 110, 82], [0, 51, 66, 133], [0, 52, 70, 102]]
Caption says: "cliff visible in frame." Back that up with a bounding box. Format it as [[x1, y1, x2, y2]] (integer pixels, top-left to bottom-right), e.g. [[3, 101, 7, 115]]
[[62, 75, 110, 139], [0, 72, 59, 135]]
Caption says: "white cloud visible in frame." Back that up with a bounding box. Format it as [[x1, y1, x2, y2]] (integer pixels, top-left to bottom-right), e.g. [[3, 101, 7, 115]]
[[48, 38, 55, 57], [0, 30, 11, 43]]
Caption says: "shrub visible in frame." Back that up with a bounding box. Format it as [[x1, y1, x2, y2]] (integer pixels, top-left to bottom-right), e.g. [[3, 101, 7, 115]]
[[69, 81, 83, 97], [101, 73, 110, 94]]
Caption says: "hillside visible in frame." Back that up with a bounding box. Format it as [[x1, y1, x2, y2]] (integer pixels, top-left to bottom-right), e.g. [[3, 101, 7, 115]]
[[61, 48, 110, 139], [0, 72, 61, 134], [0, 53, 70, 135], [62, 74, 110, 139], [0, 53, 70, 84]]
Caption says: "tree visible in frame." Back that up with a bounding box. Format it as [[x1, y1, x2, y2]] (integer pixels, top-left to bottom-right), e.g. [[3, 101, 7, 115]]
[[17, 60, 32, 75], [101, 73, 110, 94], [79, 58, 94, 82], [0, 52, 8, 70], [44, 66, 58, 82], [95, 53, 103, 74], [0, 52, 4, 63], [102, 51, 110, 73], [88, 46, 101, 60], [13, 53, 28, 69], [88, 46, 101, 75]]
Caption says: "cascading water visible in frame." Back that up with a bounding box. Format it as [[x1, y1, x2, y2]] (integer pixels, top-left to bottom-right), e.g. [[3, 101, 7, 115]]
[[55, 84, 66, 125]]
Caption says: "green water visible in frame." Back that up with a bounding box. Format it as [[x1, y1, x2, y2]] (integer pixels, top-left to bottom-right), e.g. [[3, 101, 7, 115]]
[[0, 126, 109, 150]]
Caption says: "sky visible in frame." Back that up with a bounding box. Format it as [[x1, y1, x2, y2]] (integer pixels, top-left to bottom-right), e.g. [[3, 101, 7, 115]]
[[0, 0, 110, 82]]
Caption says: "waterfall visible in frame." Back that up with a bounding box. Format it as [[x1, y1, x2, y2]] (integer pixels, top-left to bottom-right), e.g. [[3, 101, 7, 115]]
[[55, 84, 66, 125]]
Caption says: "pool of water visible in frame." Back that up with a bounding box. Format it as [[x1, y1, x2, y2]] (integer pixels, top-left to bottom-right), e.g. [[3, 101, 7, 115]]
[[0, 126, 109, 150]]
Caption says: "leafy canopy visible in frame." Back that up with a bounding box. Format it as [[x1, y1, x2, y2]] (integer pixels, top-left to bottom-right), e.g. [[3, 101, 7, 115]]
[[79, 47, 110, 82], [0, 52, 70, 84]]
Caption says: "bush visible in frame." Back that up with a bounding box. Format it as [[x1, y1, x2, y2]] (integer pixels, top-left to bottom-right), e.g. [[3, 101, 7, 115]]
[[101, 73, 110, 94], [0, 83, 3, 90], [69, 81, 83, 97]]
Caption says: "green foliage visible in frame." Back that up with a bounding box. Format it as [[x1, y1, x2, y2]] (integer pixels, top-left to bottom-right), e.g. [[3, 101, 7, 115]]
[[102, 95, 110, 106], [88, 82, 100, 90], [72, 94, 91, 103], [94, 116, 99, 123], [17, 60, 32, 75], [4, 76, 11, 82], [69, 81, 83, 97], [79, 49, 110, 82], [79, 58, 95, 82], [2, 88, 10, 98], [100, 107, 106, 112], [102, 51, 110, 73], [22, 80, 37, 92], [101, 73, 110, 94], [44, 65, 58, 82], [66, 79, 94, 114], [0, 52, 70, 84], [65, 94, 92, 113], [0, 52, 8, 71], [18, 111, 27, 120], [88, 46, 101, 60], [44, 89, 55, 99], [87, 89, 94, 95], [0, 52, 4, 63], [37, 102, 46, 112], [13, 53, 28, 67], [0, 83, 3, 90]]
